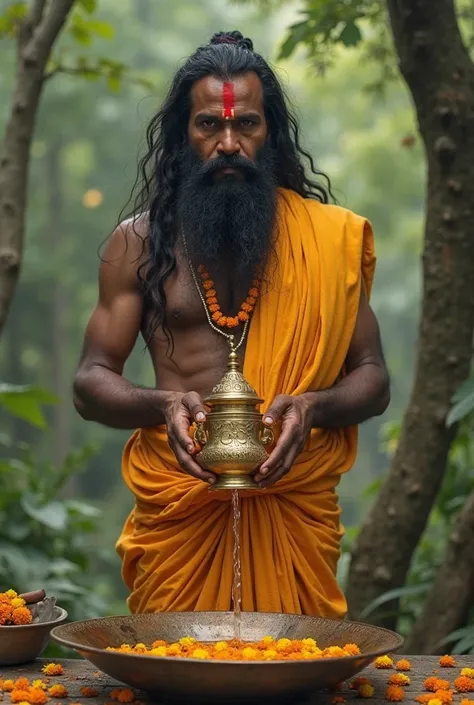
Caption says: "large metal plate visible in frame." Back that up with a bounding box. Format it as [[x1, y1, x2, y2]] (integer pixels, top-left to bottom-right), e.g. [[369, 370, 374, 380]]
[[52, 611, 403, 704]]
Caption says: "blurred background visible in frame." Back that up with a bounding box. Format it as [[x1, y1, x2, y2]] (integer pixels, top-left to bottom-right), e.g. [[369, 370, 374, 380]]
[[0, 0, 424, 631]]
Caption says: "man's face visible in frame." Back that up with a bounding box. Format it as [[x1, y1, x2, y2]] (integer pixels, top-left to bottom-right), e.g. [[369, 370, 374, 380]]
[[188, 71, 268, 178]]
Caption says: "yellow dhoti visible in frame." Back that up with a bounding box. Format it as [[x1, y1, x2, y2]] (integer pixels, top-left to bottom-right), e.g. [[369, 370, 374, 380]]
[[116, 188, 375, 618]]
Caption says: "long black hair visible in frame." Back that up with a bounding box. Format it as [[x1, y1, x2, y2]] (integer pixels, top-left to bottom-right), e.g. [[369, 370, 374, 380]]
[[121, 30, 333, 344]]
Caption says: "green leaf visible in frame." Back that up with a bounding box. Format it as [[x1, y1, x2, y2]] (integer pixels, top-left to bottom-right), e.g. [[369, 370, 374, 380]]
[[106, 72, 122, 92], [447, 376, 474, 426], [278, 21, 309, 60], [0, 385, 58, 429], [65, 499, 101, 518], [85, 19, 114, 40], [21, 493, 68, 531], [453, 631, 474, 655], [360, 583, 430, 619], [77, 0, 97, 12], [338, 20, 362, 47]]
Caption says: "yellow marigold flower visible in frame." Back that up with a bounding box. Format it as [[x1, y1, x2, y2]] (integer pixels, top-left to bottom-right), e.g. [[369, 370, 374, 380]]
[[433, 690, 453, 705], [301, 637, 317, 648], [166, 643, 181, 655], [179, 636, 196, 646], [385, 685, 405, 701], [462, 670, 474, 679], [455, 677, 474, 693], [80, 686, 99, 697], [358, 683, 375, 698], [214, 641, 228, 652], [12, 606, 32, 625], [132, 642, 147, 653], [388, 674, 410, 687], [324, 646, 347, 658], [149, 646, 167, 657], [276, 638, 292, 651], [191, 648, 209, 659], [262, 649, 278, 660], [151, 639, 166, 648], [31, 680, 47, 690], [343, 643, 360, 655], [3, 679, 16, 691], [427, 700, 443, 705], [260, 635, 274, 645], [242, 647, 258, 660], [42, 663, 64, 676], [396, 659, 411, 671], [10, 597, 26, 609], [375, 655, 394, 669], [48, 684, 68, 697], [439, 655, 456, 668], [6, 589, 18, 598]]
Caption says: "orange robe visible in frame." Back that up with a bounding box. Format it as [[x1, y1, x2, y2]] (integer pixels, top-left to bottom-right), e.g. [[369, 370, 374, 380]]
[[116, 188, 375, 618]]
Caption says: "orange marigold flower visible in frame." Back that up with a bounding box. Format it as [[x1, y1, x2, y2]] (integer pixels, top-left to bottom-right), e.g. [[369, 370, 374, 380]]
[[0, 602, 13, 624], [246, 296, 257, 306], [80, 687, 99, 697], [343, 643, 361, 656], [226, 317, 239, 328], [425, 678, 450, 692], [461, 699, 474, 705], [206, 297, 218, 305], [396, 659, 411, 671], [439, 655, 456, 668], [211, 310, 222, 321], [433, 690, 453, 705], [48, 684, 68, 697], [11, 689, 32, 703], [249, 288, 259, 298], [350, 677, 373, 690], [217, 316, 228, 327], [14, 679, 30, 690], [358, 683, 375, 698], [238, 311, 250, 322], [375, 655, 394, 669], [3, 679, 15, 691], [202, 280, 214, 290], [205, 289, 216, 298], [415, 696, 432, 704], [42, 663, 64, 676], [12, 606, 32, 625], [208, 303, 220, 312], [385, 685, 405, 701], [241, 302, 252, 312], [0, 592, 10, 603], [28, 688, 49, 704], [388, 674, 410, 687], [110, 688, 135, 702], [455, 677, 474, 693]]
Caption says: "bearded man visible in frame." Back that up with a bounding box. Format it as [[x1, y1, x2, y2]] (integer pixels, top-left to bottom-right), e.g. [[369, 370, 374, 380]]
[[74, 31, 389, 617]]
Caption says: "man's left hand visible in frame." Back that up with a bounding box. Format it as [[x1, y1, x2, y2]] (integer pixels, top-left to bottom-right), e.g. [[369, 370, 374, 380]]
[[253, 394, 314, 488]]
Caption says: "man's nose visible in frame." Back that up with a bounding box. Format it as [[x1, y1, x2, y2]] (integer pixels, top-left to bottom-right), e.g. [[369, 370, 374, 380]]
[[217, 125, 241, 155]]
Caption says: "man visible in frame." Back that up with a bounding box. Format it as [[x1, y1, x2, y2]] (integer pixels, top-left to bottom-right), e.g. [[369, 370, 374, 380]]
[[74, 31, 389, 617]]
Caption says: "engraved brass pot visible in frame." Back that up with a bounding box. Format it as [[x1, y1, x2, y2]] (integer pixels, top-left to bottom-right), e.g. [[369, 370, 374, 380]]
[[195, 350, 273, 490]]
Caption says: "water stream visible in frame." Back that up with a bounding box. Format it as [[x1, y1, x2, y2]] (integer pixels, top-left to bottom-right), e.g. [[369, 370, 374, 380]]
[[231, 489, 242, 639]]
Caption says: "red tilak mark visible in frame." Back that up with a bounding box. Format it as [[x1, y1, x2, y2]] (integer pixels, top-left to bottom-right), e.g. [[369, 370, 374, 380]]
[[222, 82, 235, 119]]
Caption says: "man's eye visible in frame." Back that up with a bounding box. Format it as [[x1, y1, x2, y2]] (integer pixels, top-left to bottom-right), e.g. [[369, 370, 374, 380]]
[[239, 119, 255, 127], [202, 119, 218, 128]]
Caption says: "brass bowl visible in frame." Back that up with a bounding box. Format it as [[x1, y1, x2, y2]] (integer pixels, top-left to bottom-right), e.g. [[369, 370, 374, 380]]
[[51, 612, 403, 703], [0, 607, 68, 666]]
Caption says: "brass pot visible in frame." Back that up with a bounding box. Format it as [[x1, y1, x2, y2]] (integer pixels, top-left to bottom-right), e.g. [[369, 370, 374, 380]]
[[196, 350, 273, 490]]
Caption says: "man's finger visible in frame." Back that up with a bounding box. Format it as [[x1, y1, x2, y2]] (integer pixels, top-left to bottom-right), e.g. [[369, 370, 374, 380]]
[[172, 443, 216, 484], [169, 418, 196, 454], [262, 394, 292, 426], [254, 425, 296, 480], [182, 391, 207, 422]]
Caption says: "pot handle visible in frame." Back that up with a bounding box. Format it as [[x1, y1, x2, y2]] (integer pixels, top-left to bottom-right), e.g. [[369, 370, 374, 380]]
[[195, 421, 207, 446], [260, 423, 274, 447]]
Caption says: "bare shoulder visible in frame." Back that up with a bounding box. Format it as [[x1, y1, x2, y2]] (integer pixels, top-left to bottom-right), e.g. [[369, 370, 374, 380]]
[[100, 214, 149, 286]]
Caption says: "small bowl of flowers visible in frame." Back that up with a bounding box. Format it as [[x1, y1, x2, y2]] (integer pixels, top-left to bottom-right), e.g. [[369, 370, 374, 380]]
[[0, 588, 68, 665]]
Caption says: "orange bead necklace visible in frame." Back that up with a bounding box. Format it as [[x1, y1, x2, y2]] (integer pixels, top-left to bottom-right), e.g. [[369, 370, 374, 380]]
[[196, 264, 260, 330]]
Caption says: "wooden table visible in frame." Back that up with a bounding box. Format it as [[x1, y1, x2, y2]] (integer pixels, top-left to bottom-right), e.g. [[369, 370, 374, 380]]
[[2, 656, 474, 703]]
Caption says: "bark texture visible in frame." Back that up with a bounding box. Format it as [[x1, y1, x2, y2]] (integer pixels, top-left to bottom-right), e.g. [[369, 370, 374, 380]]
[[0, 0, 75, 336], [346, 0, 474, 630]]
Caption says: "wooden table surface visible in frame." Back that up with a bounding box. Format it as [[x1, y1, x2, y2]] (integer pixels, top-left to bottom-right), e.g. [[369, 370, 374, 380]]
[[1, 656, 474, 704]]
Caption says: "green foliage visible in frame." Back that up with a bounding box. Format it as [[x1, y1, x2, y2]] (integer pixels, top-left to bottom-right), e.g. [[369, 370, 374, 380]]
[[0, 384, 58, 429], [447, 374, 474, 427], [0, 385, 114, 655], [0, 2, 26, 37]]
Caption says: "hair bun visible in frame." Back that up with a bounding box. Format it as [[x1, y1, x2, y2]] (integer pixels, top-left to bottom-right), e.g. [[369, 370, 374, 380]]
[[209, 31, 253, 51]]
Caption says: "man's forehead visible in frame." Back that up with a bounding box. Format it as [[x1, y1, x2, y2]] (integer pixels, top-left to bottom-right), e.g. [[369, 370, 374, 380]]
[[190, 73, 263, 111]]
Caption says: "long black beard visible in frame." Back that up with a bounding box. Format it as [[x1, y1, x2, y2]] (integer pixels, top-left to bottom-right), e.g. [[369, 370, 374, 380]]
[[176, 144, 277, 277]]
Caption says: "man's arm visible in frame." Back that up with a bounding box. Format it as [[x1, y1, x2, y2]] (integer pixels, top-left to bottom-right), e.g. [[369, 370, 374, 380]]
[[254, 286, 390, 487]]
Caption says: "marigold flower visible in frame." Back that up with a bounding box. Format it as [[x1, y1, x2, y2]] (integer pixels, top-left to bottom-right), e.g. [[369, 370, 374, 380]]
[[206, 297, 218, 305], [433, 690, 453, 705], [211, 310, 222, 321], [350, 677, 373, 690], [2, 679, 15, 691], [388, 674, 410, 687], [246, 296, 257, 306], [385, 685, 405, 701], [10, 597, 26, 609], [202, 280, 214, 290], [439, 655, 456, 668], [12, 606, 32, 625], [6, 589, 18, 598], [241, 302, 252, 312], [217, 316, 228, 327], [0, 602, 13, 624], [80, 687, 99, 697], [343, 643, 361, 655], [110, 688, 135, 702], [208, 303, 220, 312], [0, 592, 10, 603], [358, 683, 375, 698], [42, 663, 64, 676], [237, 311, 249, 321], [11, 689, 32, 703], [375, 655, 394, 669], [31, 680, 47, 690], [226, 317, 239, 328], [205, 289, 216, 298], [415, 695, 432, 704], [13, 679, 30, 690], [396, 659, 411, 671], [462, 670, 474, 679], [427, 699, 443, 705], [454, 677, 474, 693], [48, 684, 68, 697], [191, 647, 209, 659], [28, 690, 49, 705], [460, 700, 474, 705], [424, 678, 450, 692], [249, 288, 259, 298]]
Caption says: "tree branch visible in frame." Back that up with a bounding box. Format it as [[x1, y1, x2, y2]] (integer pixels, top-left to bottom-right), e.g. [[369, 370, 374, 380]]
[[405, 488, 474, 654], [0, 0, 76, 336]]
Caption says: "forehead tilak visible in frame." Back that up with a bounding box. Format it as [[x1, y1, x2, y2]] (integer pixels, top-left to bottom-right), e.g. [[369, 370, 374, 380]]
[[222, 81, 235, 119]]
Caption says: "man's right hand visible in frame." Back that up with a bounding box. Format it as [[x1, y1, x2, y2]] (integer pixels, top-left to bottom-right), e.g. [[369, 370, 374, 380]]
[[163, 391, 216, 484]]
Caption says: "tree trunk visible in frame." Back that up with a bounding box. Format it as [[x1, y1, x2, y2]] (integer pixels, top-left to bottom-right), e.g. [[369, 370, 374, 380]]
[[404, 487, 474, 653], [346, 0, 474, 628], [0, 0, 75, 338]]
